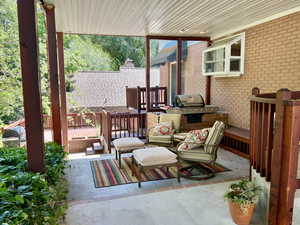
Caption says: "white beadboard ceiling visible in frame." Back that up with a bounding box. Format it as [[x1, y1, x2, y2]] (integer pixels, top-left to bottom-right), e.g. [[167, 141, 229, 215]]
[[50, 0, 300, 39]]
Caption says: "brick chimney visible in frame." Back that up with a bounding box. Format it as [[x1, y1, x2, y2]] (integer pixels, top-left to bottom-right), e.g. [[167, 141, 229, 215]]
[[120, 58, 135, 69]]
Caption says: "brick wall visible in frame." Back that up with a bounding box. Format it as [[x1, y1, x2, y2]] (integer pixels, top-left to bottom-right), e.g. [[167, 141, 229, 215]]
[[182, 42, 207, 97], [159, 63, 169, 88], [159, 41, 208, 99], [211, 12, 300, 129]]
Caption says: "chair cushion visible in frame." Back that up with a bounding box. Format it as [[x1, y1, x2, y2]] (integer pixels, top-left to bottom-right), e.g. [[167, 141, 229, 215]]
[[178, 148, 213, 162], [149, 135, 172, 144], [204, 121, 225, 153], [173, 132, 188, 141], [160, 113, 181, 132], [151, 122, 173, 136], [177, 128, 210, 151], [113, 137, 144, 151], [133, 147, 177, 166]]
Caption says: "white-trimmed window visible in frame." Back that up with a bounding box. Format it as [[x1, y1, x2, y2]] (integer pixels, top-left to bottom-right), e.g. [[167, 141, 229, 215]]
[[202, 33, 245, 77]]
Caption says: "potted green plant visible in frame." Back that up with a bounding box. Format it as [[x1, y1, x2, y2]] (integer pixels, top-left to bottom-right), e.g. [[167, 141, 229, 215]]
[[224, 179, 262, 225]]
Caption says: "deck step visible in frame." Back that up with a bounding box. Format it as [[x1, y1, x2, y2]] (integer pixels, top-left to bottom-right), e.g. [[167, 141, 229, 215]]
[[86, 147, 94, 155], [92, 142, 104, 151]]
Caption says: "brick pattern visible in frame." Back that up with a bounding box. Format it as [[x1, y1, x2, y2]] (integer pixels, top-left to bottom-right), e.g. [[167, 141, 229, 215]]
[[211, 12, 300, 129], [159, 42, 208, 100], [182, 42, 207, 97]]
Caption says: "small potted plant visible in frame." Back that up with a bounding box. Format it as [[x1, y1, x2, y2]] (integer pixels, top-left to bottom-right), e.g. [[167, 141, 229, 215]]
[[224, 179, 262, 225]]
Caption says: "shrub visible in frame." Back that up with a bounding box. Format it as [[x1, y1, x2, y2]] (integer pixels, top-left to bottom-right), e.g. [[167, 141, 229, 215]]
[[0, 142, 68, 225]]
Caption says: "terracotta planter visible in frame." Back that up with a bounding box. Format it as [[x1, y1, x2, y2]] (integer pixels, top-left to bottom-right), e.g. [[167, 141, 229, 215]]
[[228, 201, 255, 225]]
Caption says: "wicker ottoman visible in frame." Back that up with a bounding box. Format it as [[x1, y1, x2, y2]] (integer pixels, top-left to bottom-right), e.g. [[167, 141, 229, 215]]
[[112, 137, 145, 168], [132, 147, 181, 187]]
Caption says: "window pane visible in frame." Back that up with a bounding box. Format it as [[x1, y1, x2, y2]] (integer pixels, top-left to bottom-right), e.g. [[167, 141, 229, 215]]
[[231, 40, 241, 56], [230, 59, 240, 71], [205, 48, 225, 62]]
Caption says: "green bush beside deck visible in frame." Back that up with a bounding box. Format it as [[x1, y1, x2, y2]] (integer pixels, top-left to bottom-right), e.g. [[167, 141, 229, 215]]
[[0, 142, 68, 225]]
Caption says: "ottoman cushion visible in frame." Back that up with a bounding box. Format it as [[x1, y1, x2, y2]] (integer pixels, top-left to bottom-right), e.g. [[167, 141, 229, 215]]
[[113, 137, 144, 151], [133, 147, 177, 166]]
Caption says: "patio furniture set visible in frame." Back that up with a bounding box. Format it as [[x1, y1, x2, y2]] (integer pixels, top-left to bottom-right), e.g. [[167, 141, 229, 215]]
[[113, 119, 225, 187]]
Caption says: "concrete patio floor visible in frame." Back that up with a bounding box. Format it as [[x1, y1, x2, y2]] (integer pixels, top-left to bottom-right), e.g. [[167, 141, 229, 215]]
[[66, 148, 249, 202], [64, 148, 300, 225], [66, 181, 264, 225]]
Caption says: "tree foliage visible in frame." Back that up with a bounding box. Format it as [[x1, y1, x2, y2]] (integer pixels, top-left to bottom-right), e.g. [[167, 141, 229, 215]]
[[0, 0, 156, 126]]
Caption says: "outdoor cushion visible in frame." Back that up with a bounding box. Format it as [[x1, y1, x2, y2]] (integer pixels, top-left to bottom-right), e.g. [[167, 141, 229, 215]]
[[148, 135, 172, 144], [173, 132, 188, 141], [178, 148, 213, 162], [160, 113, 181, 132], [133, 147, 177, 166], [151, 122, 173, 136], [177, 128, 210, 151], [113, 137, 144, 151]]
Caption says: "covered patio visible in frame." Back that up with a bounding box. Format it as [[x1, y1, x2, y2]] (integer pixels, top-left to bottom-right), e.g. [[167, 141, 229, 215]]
[[16, 0, 300, 225]]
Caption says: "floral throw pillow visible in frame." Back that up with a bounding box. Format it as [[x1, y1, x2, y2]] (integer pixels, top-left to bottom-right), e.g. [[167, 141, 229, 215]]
[[178, 128, 211, 151], [151, 122, 173, 136]]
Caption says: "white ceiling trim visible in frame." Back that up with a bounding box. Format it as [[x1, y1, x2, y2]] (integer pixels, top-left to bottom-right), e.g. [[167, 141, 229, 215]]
[[212, 5, 300, 40], [49, 0, 300, 38]]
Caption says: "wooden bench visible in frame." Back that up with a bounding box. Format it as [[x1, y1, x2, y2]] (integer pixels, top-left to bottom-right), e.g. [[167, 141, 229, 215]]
[[220, 126, 250, 159]]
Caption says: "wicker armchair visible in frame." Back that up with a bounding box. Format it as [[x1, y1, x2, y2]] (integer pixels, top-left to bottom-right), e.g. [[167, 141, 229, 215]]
[[176, 121, 225, 179]]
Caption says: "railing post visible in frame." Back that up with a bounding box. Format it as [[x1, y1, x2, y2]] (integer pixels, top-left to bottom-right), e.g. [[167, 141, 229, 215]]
[[164, 87, 168, 106], [155, 85, 159, 108], [269, 89, 292, 225], [125, 86, 129, 108], [250, 87, 260, 179], [137, 86, 141, 113], [17, 0, 45, 172]]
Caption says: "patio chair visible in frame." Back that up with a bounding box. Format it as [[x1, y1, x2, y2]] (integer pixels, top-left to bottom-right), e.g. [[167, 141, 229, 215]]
[[176, 121, 225, 180], [147, 113, 181, 146]]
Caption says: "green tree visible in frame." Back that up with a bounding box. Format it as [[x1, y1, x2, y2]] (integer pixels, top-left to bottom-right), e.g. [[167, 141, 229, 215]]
[[0, 0, 153, 126]]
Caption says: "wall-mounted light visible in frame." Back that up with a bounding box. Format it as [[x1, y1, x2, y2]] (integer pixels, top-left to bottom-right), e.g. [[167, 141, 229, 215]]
[[179, 28, 189, 33]]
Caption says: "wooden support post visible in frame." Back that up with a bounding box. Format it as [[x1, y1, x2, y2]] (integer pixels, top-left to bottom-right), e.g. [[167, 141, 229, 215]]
[[45, 5, 62, 145], [176, 40, 182, 95], [57, 32, 68, 152], [205, 41, 213, 105], [205, 76, 211, 105], [269, 89, 292, 225], [145, 37, 151, 112], [17, 0, 45, 172]]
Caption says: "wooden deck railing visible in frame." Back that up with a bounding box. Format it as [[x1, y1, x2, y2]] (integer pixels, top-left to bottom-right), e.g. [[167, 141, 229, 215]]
[[43, 113, 102, 129], [101, 110, 146, 153], [250, 87, 300, 225], [126, 86, 167, 112]]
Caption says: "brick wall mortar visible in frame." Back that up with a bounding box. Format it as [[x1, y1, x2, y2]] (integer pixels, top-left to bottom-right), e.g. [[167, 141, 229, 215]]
[[211, 11, 300, 129]]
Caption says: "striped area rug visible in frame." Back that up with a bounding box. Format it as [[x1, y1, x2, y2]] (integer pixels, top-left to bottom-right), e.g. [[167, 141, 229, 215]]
[[90, 157, 230, 188]]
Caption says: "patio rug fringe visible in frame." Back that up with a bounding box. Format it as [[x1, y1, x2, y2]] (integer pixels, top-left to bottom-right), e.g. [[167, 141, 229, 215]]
[[90, 157, 230, 188]]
